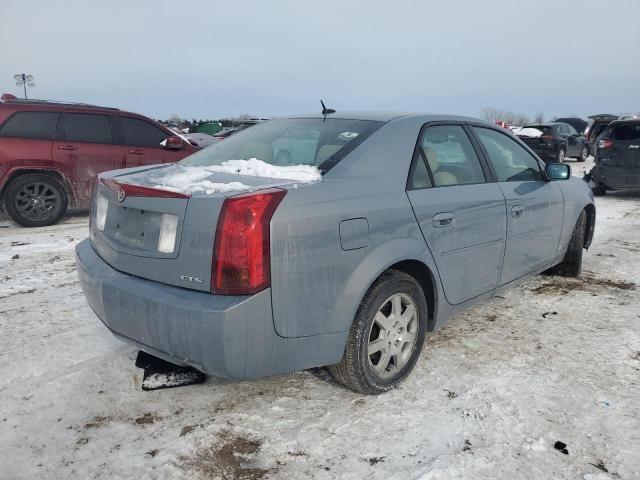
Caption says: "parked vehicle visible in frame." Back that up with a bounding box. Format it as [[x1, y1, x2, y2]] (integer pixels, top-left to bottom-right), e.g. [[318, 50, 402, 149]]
[[517, 122, 589, 162], [237, 118, 268, 131], [184, 132, 216, 148], [585, 114, 620, 153], [0, 97, 198, 227], [586, 118, 640, 195], [76, 112, 596, 395], [209, 128, 238, 145], [555, 117, 589, 135]]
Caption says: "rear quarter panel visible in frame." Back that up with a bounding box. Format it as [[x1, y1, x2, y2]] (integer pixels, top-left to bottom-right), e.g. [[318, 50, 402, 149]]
[[270, 117, 447, 338]]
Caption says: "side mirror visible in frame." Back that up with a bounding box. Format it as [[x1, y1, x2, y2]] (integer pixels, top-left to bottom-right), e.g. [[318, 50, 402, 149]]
[[545, 162, 570, 180], [161, 136, 184, 150]]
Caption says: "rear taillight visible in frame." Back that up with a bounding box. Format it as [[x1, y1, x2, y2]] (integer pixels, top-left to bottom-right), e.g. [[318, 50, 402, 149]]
[[100, 178, 191, 199], [541, 134, 554, 143], [598, 139, 614, 149], [212, 189, 286, 295]]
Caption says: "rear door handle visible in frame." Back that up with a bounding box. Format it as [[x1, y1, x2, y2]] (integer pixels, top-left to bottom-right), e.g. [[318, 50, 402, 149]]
[[511, 205, 524, 218], [433, 212, 455, 228], [128, 149, 144, 155], [57, 145, 77, 151]]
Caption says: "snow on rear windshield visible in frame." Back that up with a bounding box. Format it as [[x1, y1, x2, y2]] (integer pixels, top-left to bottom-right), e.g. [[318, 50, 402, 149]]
[[204, 158, 321, 182], [180, 118, 384, 173], [517, 127, 549, 137], [152, 166, 251, 195]]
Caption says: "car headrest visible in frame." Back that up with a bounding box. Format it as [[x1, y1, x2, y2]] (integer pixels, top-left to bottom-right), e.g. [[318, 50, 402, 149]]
[[238, 142, 273, 162], [316, 144, 343, 164]]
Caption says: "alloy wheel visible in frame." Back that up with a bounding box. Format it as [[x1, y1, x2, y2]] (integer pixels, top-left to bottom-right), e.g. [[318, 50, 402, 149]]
[[14, 182, 62, 222], [367, 293, 419, 378]]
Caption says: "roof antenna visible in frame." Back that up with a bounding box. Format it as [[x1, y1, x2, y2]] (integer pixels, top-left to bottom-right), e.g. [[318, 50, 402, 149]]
[[321, 99, 335, 116]]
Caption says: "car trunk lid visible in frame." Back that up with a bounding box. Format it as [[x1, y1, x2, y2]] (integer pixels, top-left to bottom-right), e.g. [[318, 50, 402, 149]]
[[90, 164, 301, 292]]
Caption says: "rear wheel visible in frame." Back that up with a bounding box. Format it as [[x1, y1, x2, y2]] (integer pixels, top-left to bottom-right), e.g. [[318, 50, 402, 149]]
[[549, 210, 586, 277], [329, 270, 427, 395], [577, 145, 588, 162], [557, 147, 566, 163], [2, 174, 68, 227]]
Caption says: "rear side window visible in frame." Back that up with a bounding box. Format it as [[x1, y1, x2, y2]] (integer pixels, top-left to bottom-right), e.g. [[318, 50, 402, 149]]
[[0, 111, 59, 140], [61, 113, 112, 144], [182, 118, 383, 173], [419, 125, 485, 187], [612, 124, 640, 141], [473, 127, 543, 182], [120, 117, 167, 148]]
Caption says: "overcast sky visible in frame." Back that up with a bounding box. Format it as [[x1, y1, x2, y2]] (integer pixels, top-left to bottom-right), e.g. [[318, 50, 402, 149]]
[[1, 0, 639, 121]]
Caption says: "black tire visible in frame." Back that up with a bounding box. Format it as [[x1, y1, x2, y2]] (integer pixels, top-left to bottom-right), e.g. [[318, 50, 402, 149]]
[[2, 173, 68, 227], [328, 270, 428, 395], [549, 210, 586, 277], [557, 147, 566, 163], [577, 145, 588, 162], [592, 185, 606, 196]]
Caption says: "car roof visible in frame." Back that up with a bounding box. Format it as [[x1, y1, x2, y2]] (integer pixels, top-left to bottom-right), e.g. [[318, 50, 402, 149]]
[[281, 111, 488, 124], [0, 98, 161, 121], [608, 118, 640, 126], [0, 98, 120, 112]]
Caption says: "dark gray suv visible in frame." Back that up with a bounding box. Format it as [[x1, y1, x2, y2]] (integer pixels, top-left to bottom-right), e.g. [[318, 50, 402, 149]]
[[587, 119, 640, 195]]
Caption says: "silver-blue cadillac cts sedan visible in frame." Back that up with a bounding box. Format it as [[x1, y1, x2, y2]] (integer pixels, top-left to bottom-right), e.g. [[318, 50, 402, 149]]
[[76, 112, 596, 394]]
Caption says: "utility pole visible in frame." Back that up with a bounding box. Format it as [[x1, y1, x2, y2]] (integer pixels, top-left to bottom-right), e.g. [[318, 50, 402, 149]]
[[14, 74, 35, 99]]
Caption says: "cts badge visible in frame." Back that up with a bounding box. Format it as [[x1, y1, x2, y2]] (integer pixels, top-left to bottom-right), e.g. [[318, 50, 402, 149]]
[[180, 275, 203, 284]]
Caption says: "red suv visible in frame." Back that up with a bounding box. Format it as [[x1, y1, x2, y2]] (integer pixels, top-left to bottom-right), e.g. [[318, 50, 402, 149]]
[[0, 98, 198, 226]]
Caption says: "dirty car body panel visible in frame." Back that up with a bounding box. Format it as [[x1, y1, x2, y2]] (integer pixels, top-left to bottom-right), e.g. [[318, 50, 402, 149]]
[[76, 112, 596, 379]]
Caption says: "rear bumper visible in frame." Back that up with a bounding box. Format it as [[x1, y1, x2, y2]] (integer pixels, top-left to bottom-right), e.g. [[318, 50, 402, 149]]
[[527, 145, 557, 161], [75, 238, 347, 379], [589, 165, 640, 189]]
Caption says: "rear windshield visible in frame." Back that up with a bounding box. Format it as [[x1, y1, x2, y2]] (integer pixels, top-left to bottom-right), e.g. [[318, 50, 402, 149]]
[[181, 118, 384, 173], [612, 123, 640, 141]]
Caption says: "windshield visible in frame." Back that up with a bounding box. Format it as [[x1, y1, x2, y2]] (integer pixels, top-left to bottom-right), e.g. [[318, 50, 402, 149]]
[[181, 118, 384, 173]]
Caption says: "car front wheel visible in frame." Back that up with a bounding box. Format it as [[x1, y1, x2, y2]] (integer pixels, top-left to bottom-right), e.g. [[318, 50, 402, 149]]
[[2, 173, 68, 227], [329, 270, 427, 394], [549, 210, 586, 277]]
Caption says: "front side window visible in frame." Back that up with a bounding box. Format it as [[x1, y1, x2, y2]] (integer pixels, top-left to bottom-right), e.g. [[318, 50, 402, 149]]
[[419, 125, 485, 187], [182, 118, 383, 172], [120, 117, 168, 148], [62, 113, 112, 144], [473, 127, 543, 182], [0, 111, 59, 140]]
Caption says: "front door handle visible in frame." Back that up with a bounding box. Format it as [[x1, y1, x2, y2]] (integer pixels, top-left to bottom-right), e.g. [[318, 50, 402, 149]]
[[433, 212, 455, 228], [511, 205, 524, 218], [128, 149, 144, 155], [57, 145, 77, 151]]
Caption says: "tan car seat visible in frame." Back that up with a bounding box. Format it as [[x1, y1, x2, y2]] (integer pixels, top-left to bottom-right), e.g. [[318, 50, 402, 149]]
[[316, 144, 343, 164], [424, 146, 458, 186]]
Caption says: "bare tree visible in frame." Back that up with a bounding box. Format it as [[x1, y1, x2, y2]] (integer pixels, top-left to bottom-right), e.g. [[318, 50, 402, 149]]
[[481, 107, 531, 125], [533, 112, 545, 123]]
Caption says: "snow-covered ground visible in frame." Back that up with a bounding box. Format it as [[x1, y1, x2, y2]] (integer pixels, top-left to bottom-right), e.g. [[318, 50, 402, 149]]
[[1, 158, 639, 480]]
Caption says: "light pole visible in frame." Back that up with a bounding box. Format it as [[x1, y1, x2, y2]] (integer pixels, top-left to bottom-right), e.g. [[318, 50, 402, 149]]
[[14, 74, 35, 99]]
